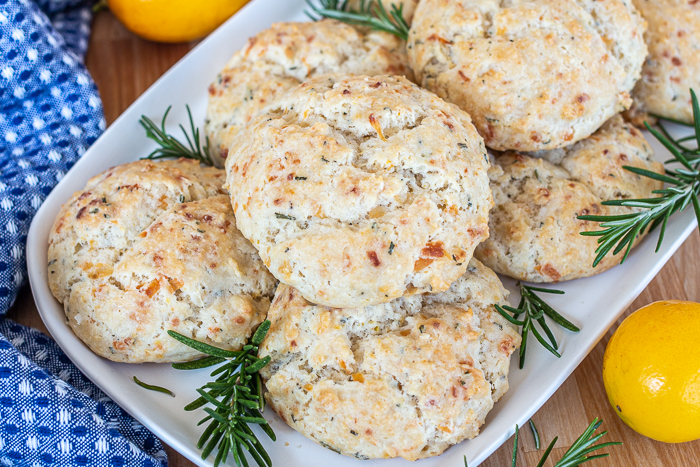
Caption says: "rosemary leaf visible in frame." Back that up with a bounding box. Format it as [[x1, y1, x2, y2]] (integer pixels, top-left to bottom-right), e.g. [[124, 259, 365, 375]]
[[535, 437, 558, 467], [523, 286, 565, 295], [198, 421, 218, 449], [197, 389, 230, 411], [246, 356, 272, 373], [536, 316, 558, 350], [622, 166, 682, 185], [168, 330, 241, 358], [252, 320, 271, 345], [529, 419, 540, 450], [533, 296, 580, 332], [529, 324, 561, 357], [172, 355, 226, 370], [495, 306, 526, 327], [691, 89, 700, 147], [649, 113, 693, 128], [518, 321, 529, 369], [133, 376, 175, 397]]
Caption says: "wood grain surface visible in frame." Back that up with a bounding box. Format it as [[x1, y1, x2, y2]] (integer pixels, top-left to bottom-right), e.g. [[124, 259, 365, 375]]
[[9, 11, 700, 467]]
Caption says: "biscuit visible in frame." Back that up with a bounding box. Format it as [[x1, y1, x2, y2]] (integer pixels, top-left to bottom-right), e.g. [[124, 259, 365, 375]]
[[259, 259, 520, 460], [225, 74, 492, 308], [346, 0, 419, 24], [475, 116, 664, 282], [205, 20, 413, 167], [630, 0, 700, 124], [407, 0, 647, 151], [48, 160, 277, 363]]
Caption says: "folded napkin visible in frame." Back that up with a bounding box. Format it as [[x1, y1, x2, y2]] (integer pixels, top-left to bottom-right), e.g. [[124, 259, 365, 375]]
[[0, 1, 167, 465]]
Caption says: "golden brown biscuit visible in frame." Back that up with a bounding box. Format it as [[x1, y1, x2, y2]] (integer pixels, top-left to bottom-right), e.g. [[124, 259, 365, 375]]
[[205, 20, 413, 167], [630, 0, 700, 124], [259, 259, 520, 460], [48, 160, 277, 362], [475, 116, 664, 282], [225, 74, 492, 308], [407, 0, 647, 151]]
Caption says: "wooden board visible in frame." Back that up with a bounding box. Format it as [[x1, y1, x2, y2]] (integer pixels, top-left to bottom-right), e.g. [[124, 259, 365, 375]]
[[9, 11, 699, 466]]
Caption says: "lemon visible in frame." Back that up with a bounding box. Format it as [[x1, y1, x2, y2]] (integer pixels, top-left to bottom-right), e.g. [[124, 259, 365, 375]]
[[108, 0, 249, 43], [603, 300, 700, 443]]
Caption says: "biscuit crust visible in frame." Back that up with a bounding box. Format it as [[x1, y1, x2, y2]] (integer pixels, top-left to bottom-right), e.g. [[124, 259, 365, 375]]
[[407, 0, 647, 151], [631, 0, 700, 124], [259, 259, 520, 460], [205, 20, 413, 167], [475, 116, 664, 282], [225, 74, 492, 308], [48, 160, 277, 362]]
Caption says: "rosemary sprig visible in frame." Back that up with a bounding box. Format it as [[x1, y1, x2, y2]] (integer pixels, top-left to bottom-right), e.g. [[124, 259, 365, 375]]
[[495, 283, 580, 369], [169, 321, 275, 467], [552, 418, 622, 467], [306, 0, 410, 41], [133, 376, 175, 397], [507, 419, 620, 467], [140, 105, 214, 166], [546, 419, 621, 467], [578, 89, 700, 267]]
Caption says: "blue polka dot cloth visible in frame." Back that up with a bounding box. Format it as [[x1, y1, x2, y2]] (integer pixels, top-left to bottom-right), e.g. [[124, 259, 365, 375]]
[[0, 321, 167, 466], [0, 1, 168, 465]]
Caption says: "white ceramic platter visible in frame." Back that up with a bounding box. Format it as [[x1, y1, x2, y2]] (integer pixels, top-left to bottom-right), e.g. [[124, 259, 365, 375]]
[[26, 0, 698, 465]]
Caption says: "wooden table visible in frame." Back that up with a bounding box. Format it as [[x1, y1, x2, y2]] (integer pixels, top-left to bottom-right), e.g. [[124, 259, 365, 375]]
[[9, 11, 700, 466]]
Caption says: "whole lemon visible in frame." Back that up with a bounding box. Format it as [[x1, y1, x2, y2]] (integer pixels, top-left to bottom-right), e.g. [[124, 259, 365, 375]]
[[603, 300, 700, 443], [108, 0, 249, 43]]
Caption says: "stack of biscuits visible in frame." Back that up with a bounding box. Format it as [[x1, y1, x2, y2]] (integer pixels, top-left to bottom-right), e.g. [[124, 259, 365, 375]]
[[49, 0, 700, 461]]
